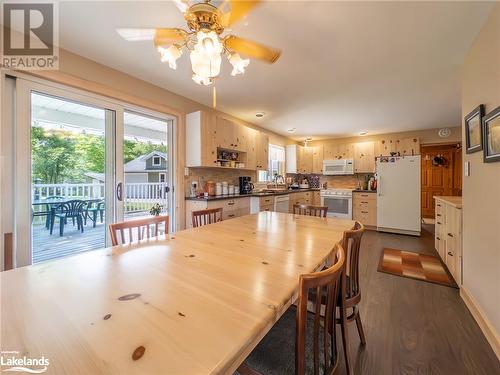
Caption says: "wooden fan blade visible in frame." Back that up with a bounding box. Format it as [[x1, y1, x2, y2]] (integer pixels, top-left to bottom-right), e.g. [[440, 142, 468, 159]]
[[220, 0, 262, 27], [172, 0, 191, 13], [153, 28, 188, 47], [117, 28, 188, 46], [116, 28, 156, 41], [224, 35, 281, 63]]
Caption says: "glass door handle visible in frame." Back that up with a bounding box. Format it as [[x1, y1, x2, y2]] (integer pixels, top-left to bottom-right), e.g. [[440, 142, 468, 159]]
[[117, 182, 123, 201]]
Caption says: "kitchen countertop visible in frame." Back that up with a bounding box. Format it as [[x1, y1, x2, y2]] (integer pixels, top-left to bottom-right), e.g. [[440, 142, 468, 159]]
[[353, 189, 377, 194], [185, 188, 320, 201], [434, 196, 462, 209]]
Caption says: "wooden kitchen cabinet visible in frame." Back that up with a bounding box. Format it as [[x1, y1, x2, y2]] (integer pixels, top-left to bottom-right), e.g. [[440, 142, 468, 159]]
[[215, 116, 246, 151], [288, 191, 313, 212], [323, 143, 354, 160], [312, 145, 323, 174], [186, 111, 218, 167], [255, 132, 269, 170], [434, 196, 462, 285], [312, 191, 321, 206], [299, 147, 313, 173], [186, 111, 268, 170], [376, 137, 420, 157], [352, 192, 377, 228], [185, 197, 250, 228], [286, 145, 313, 174], [354, 141, 375, 173]]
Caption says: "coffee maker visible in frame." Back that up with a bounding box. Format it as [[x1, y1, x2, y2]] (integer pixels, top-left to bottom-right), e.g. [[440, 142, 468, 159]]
[[239, 176, 254, 194]]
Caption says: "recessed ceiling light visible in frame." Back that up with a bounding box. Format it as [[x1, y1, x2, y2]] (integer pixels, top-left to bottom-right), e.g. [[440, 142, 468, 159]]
[[287, 128, 296, 133], [359, 131, 368, 136], [305, 137, 313, 142], [255, 112, 265, 118]]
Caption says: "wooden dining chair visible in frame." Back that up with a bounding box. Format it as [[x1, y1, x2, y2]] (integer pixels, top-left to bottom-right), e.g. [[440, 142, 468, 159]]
[[305, 221, 365, 375], [109, 215, 169, 246], [293, 204, 328, 218], [238, 243, 348, 375], [340, 221, 366, 345], [191, 208, 223, 228]]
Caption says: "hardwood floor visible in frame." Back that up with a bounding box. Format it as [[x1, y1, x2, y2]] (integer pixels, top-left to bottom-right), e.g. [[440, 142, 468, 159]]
[[340, 225, 499, 374]]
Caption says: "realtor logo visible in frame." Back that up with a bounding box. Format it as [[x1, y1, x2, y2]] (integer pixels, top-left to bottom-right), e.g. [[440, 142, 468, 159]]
[[1, 2, 59, 69]]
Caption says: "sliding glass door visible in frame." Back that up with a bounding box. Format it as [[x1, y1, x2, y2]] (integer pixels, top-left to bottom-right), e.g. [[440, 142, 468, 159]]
[[11, 77, 175, 267], [122, 111, 171, 222]]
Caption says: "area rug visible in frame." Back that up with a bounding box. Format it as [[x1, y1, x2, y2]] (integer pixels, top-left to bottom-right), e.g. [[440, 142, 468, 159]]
[[378, 248, 457, 288]]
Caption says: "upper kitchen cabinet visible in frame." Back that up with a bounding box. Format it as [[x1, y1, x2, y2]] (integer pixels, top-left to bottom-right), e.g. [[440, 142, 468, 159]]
[[376, 137, 420, 156], [354, 141, 375, 173], [215, 115, 246, 151], [323, 143, 354, 160], [255, 132, 269, 170], [186, 111, 218, 167], [312, 145, 323, 174], [186, 110, 268, 170], [286, 145, 313, 174]]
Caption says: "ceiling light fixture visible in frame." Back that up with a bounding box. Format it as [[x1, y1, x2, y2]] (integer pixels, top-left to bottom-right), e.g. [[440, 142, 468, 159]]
[[255, 112, 265, 118], [287, 128, 296, 133], [117, 1, 281, 108], [359, 131, 368, 136]]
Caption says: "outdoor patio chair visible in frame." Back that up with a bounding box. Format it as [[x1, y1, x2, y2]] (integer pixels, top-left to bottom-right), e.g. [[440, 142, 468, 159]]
[[32, 195, 64, 229], [50, 200, 87, 236], [84, 200, 105, 228]]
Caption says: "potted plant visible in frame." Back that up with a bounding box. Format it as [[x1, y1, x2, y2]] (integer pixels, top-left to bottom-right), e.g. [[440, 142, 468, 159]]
[[149, 203, 164, 216]]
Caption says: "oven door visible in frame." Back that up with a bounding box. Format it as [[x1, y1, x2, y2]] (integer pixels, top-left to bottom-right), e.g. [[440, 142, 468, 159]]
[[321, 195, 352, 219]]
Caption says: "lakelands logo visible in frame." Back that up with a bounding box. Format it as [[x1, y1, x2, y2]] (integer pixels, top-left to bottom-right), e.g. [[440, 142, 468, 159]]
[[1, 1, 59, 70], [1, 351, 49, 373]]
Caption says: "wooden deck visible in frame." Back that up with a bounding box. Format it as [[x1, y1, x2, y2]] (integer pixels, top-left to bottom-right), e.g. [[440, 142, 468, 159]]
[[32, 212, 160, 263], [32, 221, 106, 263]]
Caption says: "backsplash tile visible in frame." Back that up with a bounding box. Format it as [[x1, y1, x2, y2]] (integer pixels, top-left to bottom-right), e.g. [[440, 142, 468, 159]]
[[287, 173, 373, 190], [186, 168, 257, 195]]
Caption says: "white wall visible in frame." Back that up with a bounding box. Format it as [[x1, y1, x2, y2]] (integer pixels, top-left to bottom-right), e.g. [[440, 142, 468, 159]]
[[461, 4, 500, 336]]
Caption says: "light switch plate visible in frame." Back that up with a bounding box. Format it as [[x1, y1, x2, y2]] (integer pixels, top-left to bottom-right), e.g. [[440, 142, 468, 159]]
[[464, 161, 470, 177]]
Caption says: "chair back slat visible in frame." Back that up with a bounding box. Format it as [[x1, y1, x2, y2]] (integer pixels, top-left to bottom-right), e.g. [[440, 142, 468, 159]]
[[57, 200, 86, 217], [341, 221, 365, 301], [192, 208, 223, 228], [296, 243, 345, 375], [293, 204, 328, 218], [109, 215, 169, 246]]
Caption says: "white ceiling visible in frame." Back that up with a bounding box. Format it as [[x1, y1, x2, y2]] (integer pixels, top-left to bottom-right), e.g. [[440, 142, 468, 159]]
[[58, 1, 494, 140]]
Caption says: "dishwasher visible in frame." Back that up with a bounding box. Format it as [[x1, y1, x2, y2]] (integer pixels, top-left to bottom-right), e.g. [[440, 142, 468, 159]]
[[274, 195, 290, 213]]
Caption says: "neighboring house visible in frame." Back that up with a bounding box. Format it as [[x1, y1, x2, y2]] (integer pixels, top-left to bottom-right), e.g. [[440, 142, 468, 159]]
[[84, 151, 167, 184]]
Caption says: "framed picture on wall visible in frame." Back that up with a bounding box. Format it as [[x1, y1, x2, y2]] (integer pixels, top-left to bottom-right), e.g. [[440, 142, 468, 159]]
[[464, 104, 484, 154], [482, 106, 500, 163]]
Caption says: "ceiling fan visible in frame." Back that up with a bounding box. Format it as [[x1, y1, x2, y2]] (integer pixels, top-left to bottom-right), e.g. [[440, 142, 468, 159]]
[[116, 0, 281, 90]]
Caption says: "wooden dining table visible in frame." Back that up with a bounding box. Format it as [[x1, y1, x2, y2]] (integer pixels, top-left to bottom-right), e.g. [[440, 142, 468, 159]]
[[1, 212, 354, 374]]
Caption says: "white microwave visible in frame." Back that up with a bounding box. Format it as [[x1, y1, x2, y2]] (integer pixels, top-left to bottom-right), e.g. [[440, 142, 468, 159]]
[[322, 159, 354, 175]]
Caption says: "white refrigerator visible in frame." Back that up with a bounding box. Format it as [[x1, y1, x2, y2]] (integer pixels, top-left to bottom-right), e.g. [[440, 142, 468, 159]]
[[376, 155, 421, 236]]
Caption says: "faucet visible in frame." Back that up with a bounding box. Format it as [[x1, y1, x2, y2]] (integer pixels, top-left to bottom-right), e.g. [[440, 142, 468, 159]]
[[273, 174, 285, 188]]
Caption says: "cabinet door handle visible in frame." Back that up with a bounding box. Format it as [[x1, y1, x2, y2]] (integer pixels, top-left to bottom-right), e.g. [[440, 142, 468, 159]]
[[437, 222, 442, 225], [437, 237, 441, 240], [447, 233, 453, 237], [361, 211, 368, 214], [437, 214, 441, 217], [228, 214, 235, 218], [437, 204, 441, 207], [361, 201, 369, 204], [447, 251, 453, 256], [228, 202, 235, 206]]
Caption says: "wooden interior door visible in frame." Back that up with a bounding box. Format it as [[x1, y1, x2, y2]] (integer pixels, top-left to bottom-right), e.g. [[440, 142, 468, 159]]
[[421, 144, 462, 218]]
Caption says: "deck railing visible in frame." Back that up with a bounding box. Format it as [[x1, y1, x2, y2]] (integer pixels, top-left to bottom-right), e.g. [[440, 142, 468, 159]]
[[32, 182, 168, 223]]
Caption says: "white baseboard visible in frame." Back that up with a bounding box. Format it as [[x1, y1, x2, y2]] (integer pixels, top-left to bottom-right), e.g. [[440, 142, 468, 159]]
[[460, 286, 500, 360]]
